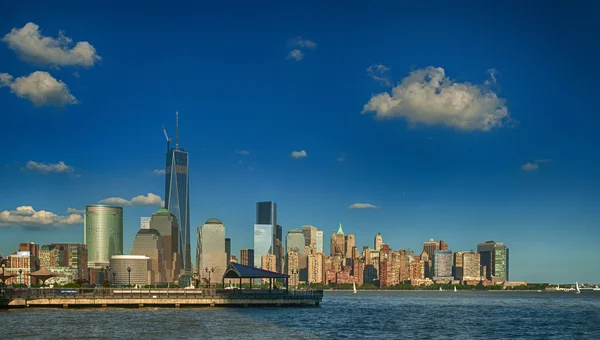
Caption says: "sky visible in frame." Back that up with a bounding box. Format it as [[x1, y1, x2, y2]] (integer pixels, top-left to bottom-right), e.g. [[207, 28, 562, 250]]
[[0, 1, 599, 284]]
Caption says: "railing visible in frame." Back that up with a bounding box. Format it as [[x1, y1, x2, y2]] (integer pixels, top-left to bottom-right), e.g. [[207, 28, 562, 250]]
[[0, 288, 323, 300]]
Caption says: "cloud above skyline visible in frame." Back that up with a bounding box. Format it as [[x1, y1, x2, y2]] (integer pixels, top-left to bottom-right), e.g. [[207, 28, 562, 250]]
[[287, 49, 304, 61], [348, 203, 378, 209], [235, 149, 250, 156], [286, 36, 316, 61], [362, 66, 510, 131], [521, 159, 553, 172], [367, 63, 392, 86], [99, 193, 164, 208], [25, 160, 74, 174], [152, 169, 166, 175], [291, 150, 307, 158], [0, 206, 83, 228], [2, 22, 101, 68], [0, 71, 78, 107]]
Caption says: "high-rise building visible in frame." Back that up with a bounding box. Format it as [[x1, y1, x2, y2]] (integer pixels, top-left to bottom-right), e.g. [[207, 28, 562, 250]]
[[19, 242, 39, 260], [287, 250, 299, 287], [84, 205, 123, 268], [433, 250, 453, 280], [131, 228, 165, 285], [225, 238, 231, 267], [477, 241, 509, 282], [261, 253, 277, 273], [374, 233, 383, 251], [275, 225, 284, 273], [240, 249, 254, 267], [345, 234, 355, 260], [164, 112, 191, 274], [453, 251, 465, 280], [140, 217, 151, 230], [150, 208, 180, 283], [461, 251, 481, 281], [316, 230, 324, 253], [50, 243, 88, 280], [109, 255, 149, 286], [307, 252, 324, 284], [286, 229, 306, 254], [302, 225, 318, 250], [5, 252, 36, 286], [423, 239, 439, 275], [409, 255, 425, 280], [254, 201, 276, 268], [330, 223, 345, 256], [197, 218, 227, 284], [439, 240, 448, 251]]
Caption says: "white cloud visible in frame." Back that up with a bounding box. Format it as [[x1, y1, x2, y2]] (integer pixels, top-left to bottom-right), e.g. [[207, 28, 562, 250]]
[[362, 66, 510, 131], [287, 49, 304, 61], [336, 153, 346, 162], [235, 150, 250, 156], [153, 169, 166, 175], [0, 206, 83, 228], [291, 150, 307, 158], [348, 203, 378, 209], [66, 207, 84, 214], [288, 37, 317, 49], [367, 63, 392, 86], [26, 160, 74, 173], [2, 22, 101, 67], [99, 193, 164, 208], [0, 71, 77, 107], [521, 159, 553, 172]]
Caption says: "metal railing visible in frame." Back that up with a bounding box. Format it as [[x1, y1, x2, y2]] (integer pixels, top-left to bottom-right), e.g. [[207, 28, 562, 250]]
[[1, 288, 323, 300]]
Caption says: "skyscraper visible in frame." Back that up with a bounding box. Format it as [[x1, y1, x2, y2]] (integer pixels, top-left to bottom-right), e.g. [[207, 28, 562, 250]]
[[197, 218, 227, 284], [374, 233, 383, 251], [150, 208, 180, 283], [330, 223, 345, 256], [240, 249, 254, 267], [164, 112, 191, 274], [345, 234, 355, 260], [433, 250, 453, 280], [84, 205, 123, 268], [254, 201, 276, 267], [225, 238, 231, 266], [477, 241, 509, 282], [131, 228, 165, 284], [140, 217, 151, 230], [275, 224, 284, 273], [302, 225, 317, 250], [316, 230, 324, 253]]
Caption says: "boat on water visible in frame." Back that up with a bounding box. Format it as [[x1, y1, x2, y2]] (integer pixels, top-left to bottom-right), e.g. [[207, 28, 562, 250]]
[[576, 282, 581, 294], [353, 282, 357, 294], [453, 286, 457, 292], [439, 287, 443, 292]]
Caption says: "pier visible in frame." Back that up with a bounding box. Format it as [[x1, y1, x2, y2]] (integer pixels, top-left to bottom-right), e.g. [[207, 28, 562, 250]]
[[0, 287, 323, 308]]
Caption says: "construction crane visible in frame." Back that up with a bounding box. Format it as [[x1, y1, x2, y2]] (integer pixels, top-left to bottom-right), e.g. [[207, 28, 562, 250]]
[[162, 125, 171, 152]]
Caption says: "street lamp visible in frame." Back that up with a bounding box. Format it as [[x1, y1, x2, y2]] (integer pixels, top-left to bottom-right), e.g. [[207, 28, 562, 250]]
[[1, 262, 5, 287], [204, 267, 215, 288], [127, 267, 131, 287], [18, 269, 22, 286], [112, 272, 116, 286]]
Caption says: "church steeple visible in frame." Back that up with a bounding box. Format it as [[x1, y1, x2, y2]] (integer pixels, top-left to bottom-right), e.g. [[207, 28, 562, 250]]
[[337, 223, 344, 235]]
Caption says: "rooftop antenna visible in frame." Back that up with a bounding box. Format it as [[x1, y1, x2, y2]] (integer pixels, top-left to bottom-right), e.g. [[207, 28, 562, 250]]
[[162, 125, 171, 152], [175, 111, 179, 149]]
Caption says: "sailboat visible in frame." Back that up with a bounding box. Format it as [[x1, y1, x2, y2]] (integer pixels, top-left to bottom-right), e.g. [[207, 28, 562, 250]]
[[576, 282, 581, 294], [439, 287, 443, 291], [353, 282, 357, 294], [454, 286, 457, 292]]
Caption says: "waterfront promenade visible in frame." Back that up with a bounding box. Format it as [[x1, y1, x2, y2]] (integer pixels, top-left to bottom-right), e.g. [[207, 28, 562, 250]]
[[0, 287, 323, 309]]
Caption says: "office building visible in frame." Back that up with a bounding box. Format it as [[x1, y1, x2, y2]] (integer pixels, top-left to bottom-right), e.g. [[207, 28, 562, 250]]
[[439, 240, 448, 251], [302, 225, 318, 250], [150, 208, 180, 283], [330, 223, 345, 256], [316, 230, 324, 253], [461, 251, 481, 281], [374, 233, 383, 251], [286, 229, 306, 254], [433, 250, 453, 281], [225, 238, 231, 266], [253, 201, 276, 268], [109, 255, 149, 286], [197, 218, 227, 284], [453, 251, 465, 280], [275, 225, 284, 273], [287, 250, 299, 287], [39, 244, 68, 268], [131, 228, 165, 285], [84, 205, 123, 268], [140, 217, 151, 230], [5, 252, 37, 286], [19, 242, 39, 259], [240, 248, 254, 267], [49, 243, 88, 280], [308, 252, 324, 284], [477, 241, 509, 282], [423, 239, 439, 276], [164, 112, 191, 273], [345, 234, 355, 260], [261, 254, 277, 273]]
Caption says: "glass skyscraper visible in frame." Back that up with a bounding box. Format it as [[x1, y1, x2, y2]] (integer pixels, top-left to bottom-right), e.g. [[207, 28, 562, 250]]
[[254, 201, 276, 268], [165, 146, 191, 273], [84, 205, 123, 268], [477, 241, 509, 282]]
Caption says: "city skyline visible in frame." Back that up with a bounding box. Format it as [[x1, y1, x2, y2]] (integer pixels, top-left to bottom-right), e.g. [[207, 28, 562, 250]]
[[1, 2, 599, 284]]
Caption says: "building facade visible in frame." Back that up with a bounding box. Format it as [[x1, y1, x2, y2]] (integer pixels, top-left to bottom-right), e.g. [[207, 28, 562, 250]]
[[84, 205, 123, 268], [433, 250, 453, 281], [330, 224, 345, 256], [109, 255, 150, 286], [150, 208, 180, 283], [140, 217, 151, 230], [240, 248, 254, 267], [477, 241, 509, 282], [374, 233, 383, 251], [130, 228, 165, 285], [197, 218, 227, 284], [316, 230, 324, 253], [461, 251, 481, 281], [302, 225, 318, 250], [254, 201, 277, 268]]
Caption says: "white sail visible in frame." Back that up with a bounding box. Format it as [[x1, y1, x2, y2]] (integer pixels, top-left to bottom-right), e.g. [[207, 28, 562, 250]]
[[454, 286, 457, 292], [353, 282, 357, 294], [576, 282, 581, 293], [439, 287, 443, 291]]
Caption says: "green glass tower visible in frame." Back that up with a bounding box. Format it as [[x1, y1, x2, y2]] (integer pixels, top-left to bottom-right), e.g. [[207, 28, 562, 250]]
[[84, 204, 123, 268]]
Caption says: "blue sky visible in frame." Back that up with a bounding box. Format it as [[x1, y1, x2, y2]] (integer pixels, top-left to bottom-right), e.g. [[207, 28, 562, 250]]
[[1, 1, 599, 283]]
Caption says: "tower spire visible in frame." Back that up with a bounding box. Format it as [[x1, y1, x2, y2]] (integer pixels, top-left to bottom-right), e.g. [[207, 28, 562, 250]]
[[175, 111, 179, 149]]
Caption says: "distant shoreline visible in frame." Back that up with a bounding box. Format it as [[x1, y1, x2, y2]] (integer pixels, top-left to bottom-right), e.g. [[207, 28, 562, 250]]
[[323, 289, 560, 292]]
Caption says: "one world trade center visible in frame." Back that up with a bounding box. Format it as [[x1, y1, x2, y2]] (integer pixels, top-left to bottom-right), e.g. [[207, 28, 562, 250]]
[[164, 112, 191, 274]]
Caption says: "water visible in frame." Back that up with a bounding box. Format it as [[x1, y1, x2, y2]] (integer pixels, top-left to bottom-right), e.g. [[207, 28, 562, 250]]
[[2, 291, 600, 339]]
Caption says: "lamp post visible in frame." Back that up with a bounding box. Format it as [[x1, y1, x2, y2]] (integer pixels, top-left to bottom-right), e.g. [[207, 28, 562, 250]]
[[18, 269, 22, 286], [1, 262, 5, 287], [112, 272, 116, 286], [204, 267, 215, 288], [292, 269, 299, 289], [127, 267, 131, 287]]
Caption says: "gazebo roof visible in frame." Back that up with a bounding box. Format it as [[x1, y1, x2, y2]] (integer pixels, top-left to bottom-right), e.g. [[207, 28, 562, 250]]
[[28, 267, 60, 280], [0, 272, 17, 280], [222, 263, 289, 279]]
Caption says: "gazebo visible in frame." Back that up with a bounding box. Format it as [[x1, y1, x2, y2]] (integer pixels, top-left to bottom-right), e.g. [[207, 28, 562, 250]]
[[0, 272, 17, 285], [222, 263, 289, 291], [28, 267, 60, 286]]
